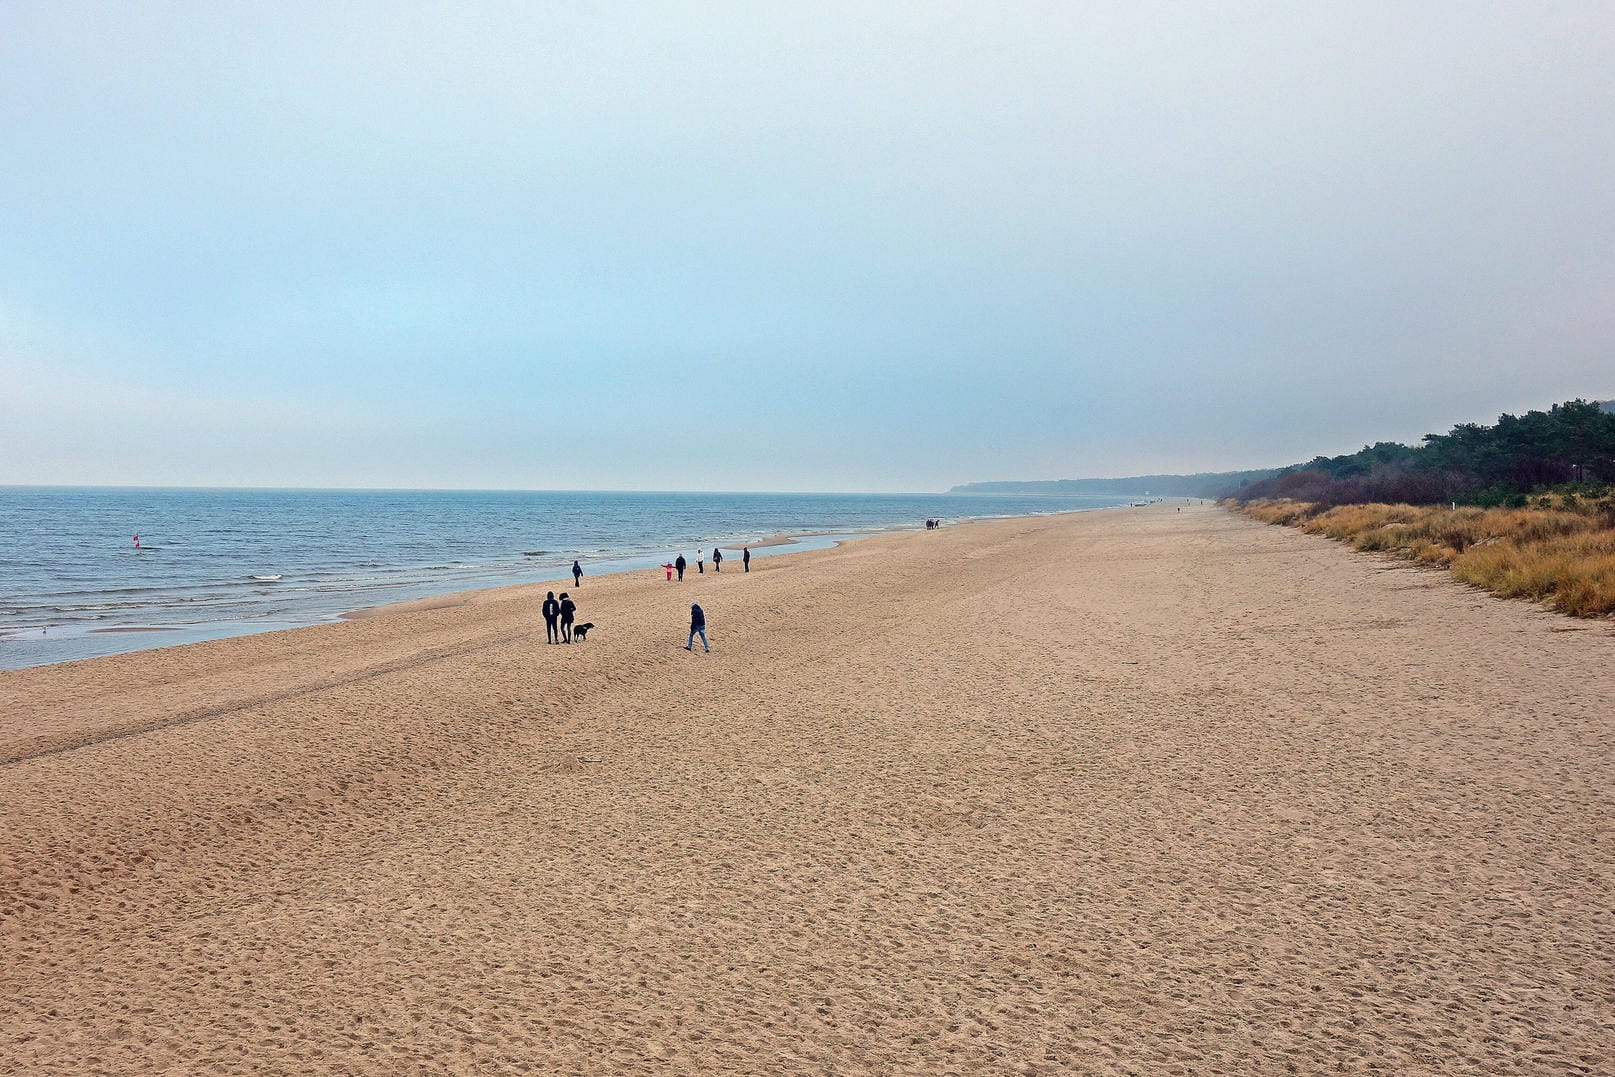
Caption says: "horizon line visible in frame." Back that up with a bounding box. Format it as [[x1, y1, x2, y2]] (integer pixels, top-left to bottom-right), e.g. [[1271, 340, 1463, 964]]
[[0, 482, 1102, 497], [0, 475, 1269, 496]]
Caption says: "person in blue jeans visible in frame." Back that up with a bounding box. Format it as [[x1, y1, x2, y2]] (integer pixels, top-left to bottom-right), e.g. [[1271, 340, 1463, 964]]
[[686, 603, 709, 652]]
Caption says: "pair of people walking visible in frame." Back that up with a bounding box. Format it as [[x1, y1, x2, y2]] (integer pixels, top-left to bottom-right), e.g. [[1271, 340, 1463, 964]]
[[537, 560, 585, 644], [542, 590, 577, 643]]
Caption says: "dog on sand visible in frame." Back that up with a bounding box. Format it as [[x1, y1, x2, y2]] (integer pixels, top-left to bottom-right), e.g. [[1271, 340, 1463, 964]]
[[573, 622, 595, 641]]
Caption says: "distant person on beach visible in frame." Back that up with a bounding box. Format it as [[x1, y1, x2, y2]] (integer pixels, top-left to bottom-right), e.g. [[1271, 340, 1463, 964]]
[[559, 592, 577, 643], [686, 603, 709, 652], [542, 591, 560, 645], [572, 560, 583, 588], [675, 554, 687, 581], [697, 549, 705, 574], [742, 546, 750, 572], [713, 548, 723, 572]]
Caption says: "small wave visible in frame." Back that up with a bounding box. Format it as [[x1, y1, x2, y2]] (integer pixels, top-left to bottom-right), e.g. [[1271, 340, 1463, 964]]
[[39, 586, 167, 600]]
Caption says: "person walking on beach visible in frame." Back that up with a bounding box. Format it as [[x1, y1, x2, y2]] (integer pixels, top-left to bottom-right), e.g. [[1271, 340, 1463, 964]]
[[572, 560, 583, 588], [742, 546, 750, 572], [697, 548, 705, 574], [542, 591, 561, 644], [559, 592, 577, 643], [712, 548, 723, 572], [686, 603, 709, 652], [675, 554, 687, 581]]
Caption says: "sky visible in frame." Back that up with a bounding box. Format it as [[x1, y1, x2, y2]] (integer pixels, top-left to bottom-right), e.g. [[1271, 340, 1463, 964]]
[[3, 2, 1613, 492]]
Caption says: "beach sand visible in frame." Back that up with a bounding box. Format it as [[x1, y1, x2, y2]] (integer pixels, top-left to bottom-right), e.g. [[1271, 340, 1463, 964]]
[[2, 503, 1612, 1074]]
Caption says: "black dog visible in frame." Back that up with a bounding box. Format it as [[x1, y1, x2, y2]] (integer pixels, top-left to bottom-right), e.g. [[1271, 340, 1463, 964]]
[[573, 622, 595, 641]]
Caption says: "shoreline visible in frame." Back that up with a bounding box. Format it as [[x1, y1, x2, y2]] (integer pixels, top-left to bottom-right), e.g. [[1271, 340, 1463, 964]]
[[236, 508, 1111, 631], [0, 503, 1112, 673], [330, 525, 916, 624], [0, 524, 883, 670]]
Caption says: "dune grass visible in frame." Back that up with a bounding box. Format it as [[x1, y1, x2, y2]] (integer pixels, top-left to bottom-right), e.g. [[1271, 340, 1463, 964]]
[[1232, 497, 1615, 617]]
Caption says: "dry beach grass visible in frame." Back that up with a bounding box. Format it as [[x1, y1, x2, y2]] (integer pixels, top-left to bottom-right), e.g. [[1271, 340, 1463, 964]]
[[2, 504, 1613, 1073], [1237, 497, 1615, 618]]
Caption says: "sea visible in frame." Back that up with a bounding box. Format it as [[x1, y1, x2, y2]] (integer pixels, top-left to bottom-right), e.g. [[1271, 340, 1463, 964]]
[[0, 487, 1138, 671]]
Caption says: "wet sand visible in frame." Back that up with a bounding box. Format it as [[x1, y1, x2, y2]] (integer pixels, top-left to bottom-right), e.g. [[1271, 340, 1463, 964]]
[[2, 503, 1612, 1074]]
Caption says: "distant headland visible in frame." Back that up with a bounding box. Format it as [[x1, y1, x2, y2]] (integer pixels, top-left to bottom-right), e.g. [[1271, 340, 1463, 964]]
[[950, 469, 1282, 500]]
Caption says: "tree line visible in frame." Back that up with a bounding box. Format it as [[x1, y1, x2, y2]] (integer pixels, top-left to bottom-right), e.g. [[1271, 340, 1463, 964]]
[[1231, 399, 1615, 506]]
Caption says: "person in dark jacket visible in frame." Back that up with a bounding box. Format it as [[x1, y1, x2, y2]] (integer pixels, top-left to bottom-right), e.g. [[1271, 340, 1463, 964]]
[[572, 560, 583, 588], [686, 603, 708, 652], [675, 554, 687, 581], [712, 548, 723, 572], [542, 591, 561, 644], [559, 592, 577, 643], [742, 546, 750, 572]]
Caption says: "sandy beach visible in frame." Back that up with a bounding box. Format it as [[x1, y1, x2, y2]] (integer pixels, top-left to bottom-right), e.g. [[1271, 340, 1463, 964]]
[[2, 502, 1612, 1074]]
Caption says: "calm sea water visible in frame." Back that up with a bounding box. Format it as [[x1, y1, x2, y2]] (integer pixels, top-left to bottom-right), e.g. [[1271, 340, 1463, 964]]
[[0, 487, 1136, 670]]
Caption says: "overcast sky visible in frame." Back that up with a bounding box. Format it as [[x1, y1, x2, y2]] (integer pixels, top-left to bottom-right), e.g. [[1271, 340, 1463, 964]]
[[3, 2, 1612, 491]]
